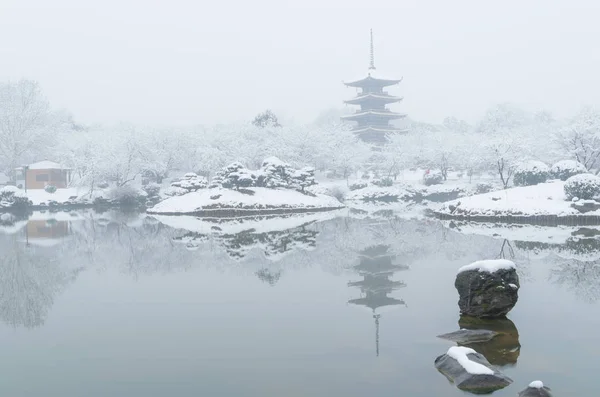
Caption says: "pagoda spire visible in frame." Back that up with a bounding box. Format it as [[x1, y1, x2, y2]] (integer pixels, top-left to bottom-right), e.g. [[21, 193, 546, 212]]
[[374, 313, 381, 357], [369, 29, 375, 71]]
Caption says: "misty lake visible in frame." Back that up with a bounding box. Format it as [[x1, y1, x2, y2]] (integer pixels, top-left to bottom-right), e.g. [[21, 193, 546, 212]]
[[1, 208, 599, 396]]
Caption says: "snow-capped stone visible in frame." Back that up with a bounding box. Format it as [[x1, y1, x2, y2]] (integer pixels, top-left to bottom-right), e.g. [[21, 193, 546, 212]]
[[455, 260, 520, 317], [435, 346, 512, 393], [457, 259, 516, 274], [518, 380, 553, 397], [529, 381, 544, 388]]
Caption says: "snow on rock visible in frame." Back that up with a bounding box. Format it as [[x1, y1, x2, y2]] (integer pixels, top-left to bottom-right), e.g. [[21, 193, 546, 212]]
[[519, 380, 553, 397], [446, 346, 494, 375], [435, 345, 512, 393], [457, 259, 516, 274], [456, 260, 519, 317], [148, 187, 344, 215], [529, 381, 544, 388]]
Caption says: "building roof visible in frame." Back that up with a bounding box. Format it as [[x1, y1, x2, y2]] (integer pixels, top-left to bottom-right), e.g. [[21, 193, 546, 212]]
[[352, 126, 409, 135], [344, 74, 402, 88], [17, 161, 69, 170], [341, 110, 407, 121], [344, 93, 403, 105]]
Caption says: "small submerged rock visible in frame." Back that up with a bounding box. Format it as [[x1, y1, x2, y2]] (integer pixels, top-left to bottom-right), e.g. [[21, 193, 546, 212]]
[[435, 346, 512, 394], [437, 329, 498, 344], [518, 380, 553, 397], [455, 259, 519, 318]]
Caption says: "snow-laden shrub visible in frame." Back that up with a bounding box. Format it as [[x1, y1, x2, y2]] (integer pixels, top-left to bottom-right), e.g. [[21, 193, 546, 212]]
[[564, 174, 600, 201], [171, 173, 207, 192], [142, 182, 161, 197], [513, 161, 549, 186], [349, 182, 368, 191], [97, 181, 109, 189], [258, 157, 295, 188], [475, 182, 494, 194], [0, 186, 31, 209], [109, 185, 147, 206], [329, 186, 346, 202], [423, 171, 443, 186], [372, 178, 393, 187], [550, 160, 588, 181], [291, 167, 316, 192], [221, 162, 256, 190], [44, 185, 57, 194], [164, 186, 187, 197]]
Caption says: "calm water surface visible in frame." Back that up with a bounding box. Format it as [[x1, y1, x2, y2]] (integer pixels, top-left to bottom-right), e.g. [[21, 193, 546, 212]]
[[0, 209, 599, 396]]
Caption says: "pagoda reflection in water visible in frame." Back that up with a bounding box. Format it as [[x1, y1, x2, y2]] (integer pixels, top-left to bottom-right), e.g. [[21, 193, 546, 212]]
[[348, 244, 408, 356]]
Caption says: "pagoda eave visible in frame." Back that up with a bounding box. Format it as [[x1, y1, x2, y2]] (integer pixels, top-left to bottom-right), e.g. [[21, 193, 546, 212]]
[[344, 76, 403, 88], [352, 126, 408, 135], [341, 111, 407, 122], [344, 94, 403, 105]]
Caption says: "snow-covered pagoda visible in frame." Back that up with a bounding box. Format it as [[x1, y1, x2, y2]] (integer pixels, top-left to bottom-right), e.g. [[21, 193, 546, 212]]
[[342, 30, 406, 145], [348, 245, 408, 356]]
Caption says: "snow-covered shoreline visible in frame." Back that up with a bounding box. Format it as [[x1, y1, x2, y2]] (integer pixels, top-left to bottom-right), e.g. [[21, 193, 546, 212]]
[[435, 180, 600, 224], [147, 187, 344, 216]]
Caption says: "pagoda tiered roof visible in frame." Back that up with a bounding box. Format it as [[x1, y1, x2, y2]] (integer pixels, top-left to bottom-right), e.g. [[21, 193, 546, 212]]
[[344, 93, 403, 105], [348, 294, 406, 311], [341, 110, 406, 122], [344, 74, 402, 88]]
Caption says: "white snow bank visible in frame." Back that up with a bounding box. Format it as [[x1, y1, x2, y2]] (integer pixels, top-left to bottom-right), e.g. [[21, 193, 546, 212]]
[[457, 259, 516, 274], [528, 380, 544, 388], [148, 187, 344, 215], [437, 180, 596, 218], [446, 346, 494, 375]]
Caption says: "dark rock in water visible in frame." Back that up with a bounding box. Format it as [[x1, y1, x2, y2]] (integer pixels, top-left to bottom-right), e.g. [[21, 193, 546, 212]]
[[571, 199, 600, 213], [458, 316, 521, 366], [437, 329, 498, 344], [518, 381, 553, 397], [435, 346, 512, 394], [455, 260, 519, 318]]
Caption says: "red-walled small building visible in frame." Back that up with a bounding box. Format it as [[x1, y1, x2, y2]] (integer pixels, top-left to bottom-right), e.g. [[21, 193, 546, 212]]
[[15, 161, 72, 190]]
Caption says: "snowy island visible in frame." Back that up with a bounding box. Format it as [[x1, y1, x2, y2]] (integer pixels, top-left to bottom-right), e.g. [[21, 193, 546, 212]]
[[148, 157, 345, 216], [436, 175, 600, 224], [148, 186, 344, 216]]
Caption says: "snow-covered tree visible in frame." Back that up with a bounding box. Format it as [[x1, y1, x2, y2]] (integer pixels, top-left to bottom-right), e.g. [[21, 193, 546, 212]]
[[555, 107, 600, 173], [252, 109, 281, 128], [0, 80, 56, 175]]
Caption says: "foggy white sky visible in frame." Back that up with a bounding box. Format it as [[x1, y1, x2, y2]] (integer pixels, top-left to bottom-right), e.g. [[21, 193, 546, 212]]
[[2, 0, 600, 126]]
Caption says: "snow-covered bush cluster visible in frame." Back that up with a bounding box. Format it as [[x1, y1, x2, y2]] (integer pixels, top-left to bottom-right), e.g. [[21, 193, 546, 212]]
[[550, 160, 588, 181], [0, 186, 31, 209], [109, 185, 147, 206], [423, 171, 443, 186], [513, 161, 549, 186], [142, 182, 161, 198], [165, 173, 207, 196], [564, 174, 600, 201], [371, 178, 393, 187], [349, 182, 368, 191], [210, 157, 316, 193], [44, 185, 57, 194]]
